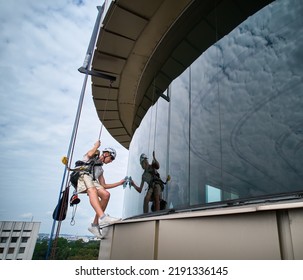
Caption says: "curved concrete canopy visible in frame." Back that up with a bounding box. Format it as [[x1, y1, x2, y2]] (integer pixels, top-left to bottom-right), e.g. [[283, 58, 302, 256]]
[[91, 0, 273, 149]]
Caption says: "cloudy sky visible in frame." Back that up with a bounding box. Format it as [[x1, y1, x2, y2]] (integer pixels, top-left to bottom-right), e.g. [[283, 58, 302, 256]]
[[0, 0, 129, 236]]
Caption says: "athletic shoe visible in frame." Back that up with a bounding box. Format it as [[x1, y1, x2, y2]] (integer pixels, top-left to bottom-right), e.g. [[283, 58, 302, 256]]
[[99, 214, 121, 228], [106, 214, 121, 222], [88, 224, 103, 239]]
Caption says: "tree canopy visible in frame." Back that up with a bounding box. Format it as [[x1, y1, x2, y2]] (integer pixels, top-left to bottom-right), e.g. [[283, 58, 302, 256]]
[[33, 238, 100, 260]]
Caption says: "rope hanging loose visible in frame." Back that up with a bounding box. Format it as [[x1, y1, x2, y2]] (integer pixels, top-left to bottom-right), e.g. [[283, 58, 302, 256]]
[[98, 80, 113, 140], [148, 77, 157, 156], [48, 72, 89, 260], [153, 100, 158, 152], [46, 4, 107, 260]]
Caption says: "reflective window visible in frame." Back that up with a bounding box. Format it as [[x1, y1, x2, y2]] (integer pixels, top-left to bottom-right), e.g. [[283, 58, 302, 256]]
[[21, 237, 29, 243], [18, 247, 25, 254], [8, 247, 14, 254], [124, 96, 170, 216], [187, 0, 303, 207], [123, 0, 303, 218], [0, 237, 8, 243], [11, 237, 18, 243]]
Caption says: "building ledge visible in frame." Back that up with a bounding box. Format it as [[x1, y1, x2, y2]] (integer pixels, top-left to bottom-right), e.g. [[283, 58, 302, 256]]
[[117, 198, 303, 224]]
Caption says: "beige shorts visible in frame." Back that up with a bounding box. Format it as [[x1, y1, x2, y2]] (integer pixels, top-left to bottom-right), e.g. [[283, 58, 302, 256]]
[[77, 173, 104, 193]]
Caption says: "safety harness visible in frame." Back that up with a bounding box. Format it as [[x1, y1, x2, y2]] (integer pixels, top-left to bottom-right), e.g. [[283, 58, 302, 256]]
[[69, 155, 103, 189]]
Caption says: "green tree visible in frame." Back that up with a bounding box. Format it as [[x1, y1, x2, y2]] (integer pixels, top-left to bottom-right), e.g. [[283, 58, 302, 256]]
[[32, 240, 48, 260], [33, 238, 100, 260]]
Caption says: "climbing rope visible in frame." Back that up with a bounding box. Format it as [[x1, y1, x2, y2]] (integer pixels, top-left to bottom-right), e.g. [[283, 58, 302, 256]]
[[148, 77, 157, 157], [153, 99, 158, 152], [98, 80, 113, 140], [46, 4, 107, 260]]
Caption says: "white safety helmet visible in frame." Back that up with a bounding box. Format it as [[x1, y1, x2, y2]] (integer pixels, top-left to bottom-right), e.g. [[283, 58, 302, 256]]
[[103, 147, 117, 160], [140, 153, 148, 164]]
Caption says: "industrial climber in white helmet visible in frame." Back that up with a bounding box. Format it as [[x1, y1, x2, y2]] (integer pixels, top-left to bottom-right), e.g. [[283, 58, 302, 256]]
[[130, 151, 168, 213], [76, 140, 126, 239]]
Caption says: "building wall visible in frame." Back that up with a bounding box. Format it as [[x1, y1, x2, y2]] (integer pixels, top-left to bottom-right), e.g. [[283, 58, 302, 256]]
[[99, 202, 303, 260], [104, 0, 303, 260], [0, 221, 40, 260]]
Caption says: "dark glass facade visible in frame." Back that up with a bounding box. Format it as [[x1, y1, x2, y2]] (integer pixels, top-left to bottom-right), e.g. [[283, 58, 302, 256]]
[[123, 0, 303, 218]]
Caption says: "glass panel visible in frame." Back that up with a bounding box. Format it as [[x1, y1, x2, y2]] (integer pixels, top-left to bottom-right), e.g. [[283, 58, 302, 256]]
[[167, 69, 190, 209], [0, 237, 8, 243], [11, 237, 18, 243], [189, 0, 303, 204], [206, 185, 221, 203], [123, 94, 169, 217], [123, 0, 303, 217], [18, 247, 25, 254], [8, 248, 14, 254], [21, 237, 29, 243]]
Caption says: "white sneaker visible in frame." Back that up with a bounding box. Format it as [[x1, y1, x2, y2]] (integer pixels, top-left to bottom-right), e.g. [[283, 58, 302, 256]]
[[105, 214, 121, 222], [99, 214, 121, 228], [88, 224, 103, 239]]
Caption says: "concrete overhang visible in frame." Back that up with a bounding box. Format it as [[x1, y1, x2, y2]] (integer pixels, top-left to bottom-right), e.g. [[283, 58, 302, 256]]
[[91, 0, 273, 149]]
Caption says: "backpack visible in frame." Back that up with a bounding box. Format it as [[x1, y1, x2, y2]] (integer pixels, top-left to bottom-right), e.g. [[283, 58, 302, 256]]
[[70, 170, 80, 189], [52, 187, 69, 221], [69, 160, 87, 189]]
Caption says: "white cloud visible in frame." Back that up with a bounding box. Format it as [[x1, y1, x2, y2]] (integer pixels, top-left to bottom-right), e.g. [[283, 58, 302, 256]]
[[20, 213, 34, 219], [0, 0, 129, 235]]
